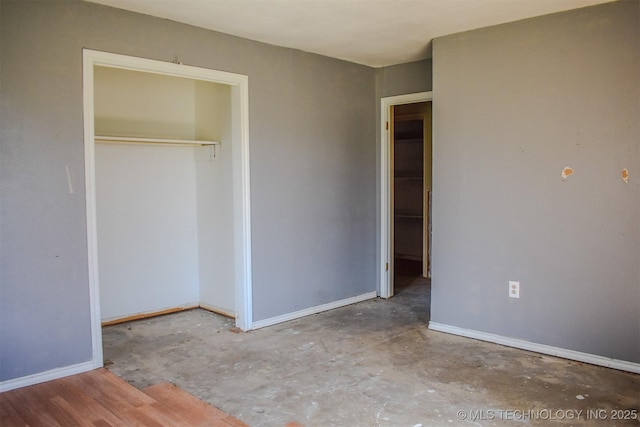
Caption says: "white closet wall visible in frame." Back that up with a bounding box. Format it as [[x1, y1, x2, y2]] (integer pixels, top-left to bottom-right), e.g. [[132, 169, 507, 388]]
[[96, 144, 200, 319], [94, 67, 196, 139], [94, 67, 234, 322], [194, 82, 235, 316]]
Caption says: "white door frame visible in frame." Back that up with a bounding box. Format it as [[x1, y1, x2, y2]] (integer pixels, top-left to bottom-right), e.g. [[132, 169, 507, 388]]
[[379, 91, 432, 299], [83, 49, 253, 369]]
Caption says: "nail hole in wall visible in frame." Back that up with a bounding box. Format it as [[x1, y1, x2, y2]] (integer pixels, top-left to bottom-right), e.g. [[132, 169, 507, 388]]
[[561, 166, 573, 180], [621, 168, 629, 183]]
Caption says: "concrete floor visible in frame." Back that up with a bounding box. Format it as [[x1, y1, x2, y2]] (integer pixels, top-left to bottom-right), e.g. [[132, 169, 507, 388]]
[[103, 277, 639, 426]]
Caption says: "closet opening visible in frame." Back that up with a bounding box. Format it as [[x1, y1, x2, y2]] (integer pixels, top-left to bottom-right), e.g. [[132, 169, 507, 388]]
[[391, 101, 432, 297], [83, 50, 252, 369]]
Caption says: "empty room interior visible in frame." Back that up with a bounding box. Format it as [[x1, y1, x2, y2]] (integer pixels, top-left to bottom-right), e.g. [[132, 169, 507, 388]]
[[1, 0, 638, 426]]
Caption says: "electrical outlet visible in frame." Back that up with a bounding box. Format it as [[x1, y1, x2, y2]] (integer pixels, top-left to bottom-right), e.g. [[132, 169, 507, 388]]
[[509, 281, 520, 298]]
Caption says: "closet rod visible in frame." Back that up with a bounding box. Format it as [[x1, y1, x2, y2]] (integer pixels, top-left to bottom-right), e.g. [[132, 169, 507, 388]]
[[95, 135, 219, 147]]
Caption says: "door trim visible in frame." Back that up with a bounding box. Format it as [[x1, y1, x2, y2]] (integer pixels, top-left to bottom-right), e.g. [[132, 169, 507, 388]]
[[379, 92, 432, 299], [83, 49, 253, 370]]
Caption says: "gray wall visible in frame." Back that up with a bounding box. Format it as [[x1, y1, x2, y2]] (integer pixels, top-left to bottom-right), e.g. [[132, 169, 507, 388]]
[[0, 0, 376, 381], [375, 60, 432, 100], [431, 1, 639, 363]]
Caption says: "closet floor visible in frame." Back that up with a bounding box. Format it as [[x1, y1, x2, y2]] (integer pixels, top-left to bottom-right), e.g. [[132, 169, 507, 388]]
[[103, 281, 638, 427]]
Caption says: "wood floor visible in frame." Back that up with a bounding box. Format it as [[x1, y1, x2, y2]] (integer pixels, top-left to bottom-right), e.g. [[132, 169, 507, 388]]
[[0, 368, 253, 426]]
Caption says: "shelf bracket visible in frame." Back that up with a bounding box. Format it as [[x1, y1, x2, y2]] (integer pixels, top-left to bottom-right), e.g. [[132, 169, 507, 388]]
[[209, 143, 221, 160]]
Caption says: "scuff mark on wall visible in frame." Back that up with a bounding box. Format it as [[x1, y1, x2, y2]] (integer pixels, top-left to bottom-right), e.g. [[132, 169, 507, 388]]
[[65, 165, 75, 194], [621, 168, 629, 183], [561, 166, 573, 180]]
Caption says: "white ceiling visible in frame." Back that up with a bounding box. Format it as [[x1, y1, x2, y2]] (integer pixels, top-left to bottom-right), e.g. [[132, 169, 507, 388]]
[[87, 0, 612, 68]]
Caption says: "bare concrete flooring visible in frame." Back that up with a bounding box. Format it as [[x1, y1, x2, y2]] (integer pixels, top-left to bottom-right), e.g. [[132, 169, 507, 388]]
[[103, 277, 639, 427]]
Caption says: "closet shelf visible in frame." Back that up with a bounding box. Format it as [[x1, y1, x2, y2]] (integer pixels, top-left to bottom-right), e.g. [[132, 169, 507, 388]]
[[394, 208, 422, 218], [395, 253, 422, 262], [394, 138, 423, 143], [95, 135, 220, 147], [395, 213, 423, 219]]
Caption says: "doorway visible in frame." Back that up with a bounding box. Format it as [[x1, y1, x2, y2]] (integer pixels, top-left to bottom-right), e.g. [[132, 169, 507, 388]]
[[379, 92, 432, 299], [83, 50, 253, 370], [392, 101, 432, 295]]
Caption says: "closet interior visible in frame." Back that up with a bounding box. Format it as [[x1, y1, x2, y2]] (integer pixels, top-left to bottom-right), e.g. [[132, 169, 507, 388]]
[[392, 102, 432, 279], [93, 66, 236, 324]]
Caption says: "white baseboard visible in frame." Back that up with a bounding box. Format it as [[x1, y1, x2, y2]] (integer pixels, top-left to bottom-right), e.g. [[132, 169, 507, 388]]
[[428, 322, 640, 374], [252, 291, 378, 330], [0, 360, 96, 393]]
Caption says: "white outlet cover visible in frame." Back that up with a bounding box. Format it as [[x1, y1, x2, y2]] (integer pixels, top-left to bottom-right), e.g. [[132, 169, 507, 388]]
[[509, 281, 520, 298]]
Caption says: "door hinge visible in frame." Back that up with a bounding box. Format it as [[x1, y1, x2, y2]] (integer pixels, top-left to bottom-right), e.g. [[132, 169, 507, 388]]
[[386, 263, 389, 271], [386, 121, 389, 130]]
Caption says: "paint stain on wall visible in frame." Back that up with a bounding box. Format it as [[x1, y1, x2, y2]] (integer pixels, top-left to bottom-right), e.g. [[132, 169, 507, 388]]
[[561, 166, 573, 180], [621, 168, 629, 183]]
